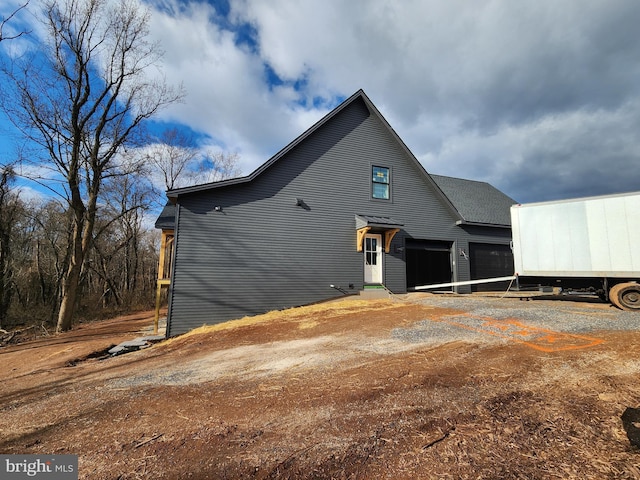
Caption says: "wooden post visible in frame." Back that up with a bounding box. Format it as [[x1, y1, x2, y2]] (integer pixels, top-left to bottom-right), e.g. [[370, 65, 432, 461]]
[[154, 282, 162, 334], [154, 229, 174, 335]]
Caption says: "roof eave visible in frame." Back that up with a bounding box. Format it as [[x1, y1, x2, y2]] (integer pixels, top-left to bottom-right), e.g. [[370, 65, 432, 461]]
[[166, 174, 253, 199], [455, 220, 512, 229], [167, 89, 371, 200]]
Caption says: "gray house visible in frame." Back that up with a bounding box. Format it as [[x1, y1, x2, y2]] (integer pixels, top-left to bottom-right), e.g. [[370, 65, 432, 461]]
[[157, 90, 516, 337]]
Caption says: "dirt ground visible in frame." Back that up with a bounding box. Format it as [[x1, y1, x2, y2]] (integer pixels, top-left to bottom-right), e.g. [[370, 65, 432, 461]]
[[1, 295, 640, 479]]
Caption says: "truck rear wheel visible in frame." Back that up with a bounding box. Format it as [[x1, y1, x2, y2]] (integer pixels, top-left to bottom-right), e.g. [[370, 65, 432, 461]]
[[609, 282, 640, 310]]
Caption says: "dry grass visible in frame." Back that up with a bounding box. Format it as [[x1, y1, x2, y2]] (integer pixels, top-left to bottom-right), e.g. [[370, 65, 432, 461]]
[[164, 297, 398, 344]]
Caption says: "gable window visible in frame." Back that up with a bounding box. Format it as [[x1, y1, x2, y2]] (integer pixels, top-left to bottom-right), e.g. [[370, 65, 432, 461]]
[[372, 166, 390, 199]]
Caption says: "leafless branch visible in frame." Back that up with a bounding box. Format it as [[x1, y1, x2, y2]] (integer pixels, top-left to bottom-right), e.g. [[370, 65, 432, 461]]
[[0, 2, 30, 42], [0, 0, 183, 331]]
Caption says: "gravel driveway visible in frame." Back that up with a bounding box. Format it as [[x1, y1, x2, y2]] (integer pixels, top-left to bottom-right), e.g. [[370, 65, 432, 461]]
[[391, 292, 639, 347]]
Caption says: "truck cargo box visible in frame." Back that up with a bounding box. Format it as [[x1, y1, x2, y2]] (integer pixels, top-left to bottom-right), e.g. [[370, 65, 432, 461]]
[[511, 192, 640, 278]]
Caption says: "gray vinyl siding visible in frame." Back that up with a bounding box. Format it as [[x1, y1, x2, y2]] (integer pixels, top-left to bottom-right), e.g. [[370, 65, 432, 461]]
[[166, 97, 511, 336]]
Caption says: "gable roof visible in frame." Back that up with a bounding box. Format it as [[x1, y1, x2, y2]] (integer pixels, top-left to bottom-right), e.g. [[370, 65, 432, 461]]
[[430, 174, 516, 227], [158, 89, 514, 229], [163, 90, 458, 218]]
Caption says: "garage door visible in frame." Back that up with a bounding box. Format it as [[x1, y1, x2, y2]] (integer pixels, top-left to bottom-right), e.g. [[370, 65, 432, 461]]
[[469, 243, 514, 292], [406, 239, 452, 290]]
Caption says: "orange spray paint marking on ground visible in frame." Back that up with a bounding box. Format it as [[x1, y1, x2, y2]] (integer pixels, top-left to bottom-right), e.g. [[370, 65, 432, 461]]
[[436, 314, 604, 352]]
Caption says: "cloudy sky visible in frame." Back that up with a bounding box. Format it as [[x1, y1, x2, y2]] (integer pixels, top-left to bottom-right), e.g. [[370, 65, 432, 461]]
[[2, 0, 640, 203]]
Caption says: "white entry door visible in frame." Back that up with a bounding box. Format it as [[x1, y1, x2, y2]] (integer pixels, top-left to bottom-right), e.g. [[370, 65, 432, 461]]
[[364, 233, 383, 284]]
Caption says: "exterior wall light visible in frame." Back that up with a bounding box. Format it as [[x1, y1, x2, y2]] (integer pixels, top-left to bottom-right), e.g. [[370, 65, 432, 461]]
[[295, 198, 310, 210]]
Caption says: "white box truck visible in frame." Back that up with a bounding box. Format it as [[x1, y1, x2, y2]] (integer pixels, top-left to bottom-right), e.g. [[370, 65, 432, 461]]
[[510, 191, 640, 310]]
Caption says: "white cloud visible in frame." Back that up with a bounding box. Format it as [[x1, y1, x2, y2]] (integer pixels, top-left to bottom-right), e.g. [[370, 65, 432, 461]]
[[4, 0, 640, 202], [14, 184, 49, 204], [26, 0, 636, 202], [146, 0, 332, 174]]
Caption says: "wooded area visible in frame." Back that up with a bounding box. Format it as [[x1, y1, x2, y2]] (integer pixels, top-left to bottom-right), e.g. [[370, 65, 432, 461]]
[[0, 163, 160, 330], [0, 0, 239, 333]]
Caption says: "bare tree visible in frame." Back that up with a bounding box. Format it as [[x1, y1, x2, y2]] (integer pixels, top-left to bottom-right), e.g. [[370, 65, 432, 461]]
[[90, 171, 152, 307], [192, 150, 242, 185], [1, 0, 182, 332], [26, 199, 69, 319], [145, 128, 241, 196], [145, 128, 199, 192], [0, 165, 22, 327], [0, 2, 30, 42]]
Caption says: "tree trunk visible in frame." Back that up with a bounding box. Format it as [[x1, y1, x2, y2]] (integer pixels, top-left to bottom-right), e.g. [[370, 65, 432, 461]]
[[56, 231, 83, 333], [56, 259, 82, 332], [56, 191, 87, 333], [0, 229, 11, 328]]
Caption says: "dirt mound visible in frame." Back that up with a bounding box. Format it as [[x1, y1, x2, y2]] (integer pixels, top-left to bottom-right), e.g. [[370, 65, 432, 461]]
[[1, 297, 639, 479]]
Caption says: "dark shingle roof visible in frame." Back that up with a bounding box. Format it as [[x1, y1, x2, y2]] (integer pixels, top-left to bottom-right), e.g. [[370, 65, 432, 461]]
[[430, 175, 516, 227], [154, 202, 176, 230]]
